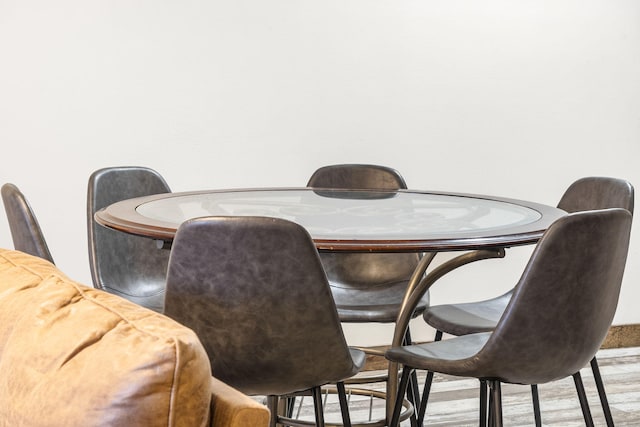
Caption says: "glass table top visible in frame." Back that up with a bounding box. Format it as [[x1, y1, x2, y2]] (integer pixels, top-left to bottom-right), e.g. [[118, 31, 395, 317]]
[[97, 188, 566, 251]]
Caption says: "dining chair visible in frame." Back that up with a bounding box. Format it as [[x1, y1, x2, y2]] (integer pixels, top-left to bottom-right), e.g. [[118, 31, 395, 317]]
[[307, 164, 431, 419], [420, 176, 634, 426], [1, 183, 54, 264], [387, 208, 633, 427], [307, 164, 430, 324], [163, 216, 366, 427], [87, 166, 171, 312]]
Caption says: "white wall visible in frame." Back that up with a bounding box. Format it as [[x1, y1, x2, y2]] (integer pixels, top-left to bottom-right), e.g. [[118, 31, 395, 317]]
[[1, 0, 639, 345]]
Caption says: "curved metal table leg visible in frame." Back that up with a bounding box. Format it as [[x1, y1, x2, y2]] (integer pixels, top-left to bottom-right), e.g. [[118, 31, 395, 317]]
[[385, 248, 506, 425]]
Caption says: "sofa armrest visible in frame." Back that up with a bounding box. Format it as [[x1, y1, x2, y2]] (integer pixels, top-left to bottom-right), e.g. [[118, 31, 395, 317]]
[[209, 377, 270, 427]]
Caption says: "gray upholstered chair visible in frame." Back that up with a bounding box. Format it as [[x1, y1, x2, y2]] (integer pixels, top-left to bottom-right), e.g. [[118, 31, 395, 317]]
[[306, 164, 429, 324], [387, 208, 633, 427], [307, 164, 430, 422], [87, 166, 171, 312], [163, 216, 365, 427], [1, 183, 54, 264], [420, 176, 634, 426]]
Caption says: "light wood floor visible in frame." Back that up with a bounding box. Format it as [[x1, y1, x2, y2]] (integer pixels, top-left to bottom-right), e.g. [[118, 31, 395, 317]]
[[264, 346, 640, 426]]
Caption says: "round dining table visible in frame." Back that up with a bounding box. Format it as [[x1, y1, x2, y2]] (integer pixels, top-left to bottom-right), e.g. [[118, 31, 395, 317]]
[[95, 187, 565, 252], [95, 187, 567, 425]]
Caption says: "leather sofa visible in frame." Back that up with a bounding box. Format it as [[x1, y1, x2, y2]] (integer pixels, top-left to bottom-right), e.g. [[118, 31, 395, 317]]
[[0, 249, 269, 427]]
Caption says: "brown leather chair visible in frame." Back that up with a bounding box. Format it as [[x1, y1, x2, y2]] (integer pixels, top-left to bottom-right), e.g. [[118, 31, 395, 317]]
[[163, 216, 366, 427], [387, 208, 633, 427], [421, 177, 634, 426], [1, 183, 54, 264], [87, 166, 171, 312]]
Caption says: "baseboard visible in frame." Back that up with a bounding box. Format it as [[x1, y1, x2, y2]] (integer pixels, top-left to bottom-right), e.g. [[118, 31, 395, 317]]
[[362, 324, 640, 371], [601, 324, 640, 349]]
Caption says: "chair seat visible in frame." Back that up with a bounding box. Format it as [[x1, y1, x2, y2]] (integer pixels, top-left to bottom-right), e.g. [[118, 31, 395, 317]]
[[423, 291, 512, 336], [349, 347, 368, 372], [386, 332, 491, 375], [332, 280, 430, 323], [104, 287, 165, 313]]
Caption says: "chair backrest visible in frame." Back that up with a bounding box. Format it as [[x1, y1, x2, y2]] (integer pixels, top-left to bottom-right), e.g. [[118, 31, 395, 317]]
[[307, 164, 408, 190], [1, 183, 54, 264], [558, 176, 634, 214], [87, 166, 171, 312], [307, 164, 420, 291], [497, 176, 634, 305], [477, 208, 632, 385], [164, 216, 360, 396]]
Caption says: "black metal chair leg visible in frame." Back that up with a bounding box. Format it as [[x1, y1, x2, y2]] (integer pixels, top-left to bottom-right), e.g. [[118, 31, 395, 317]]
[[591, 356, 615, 426], [406, 374, 419, 427], [390, 366, 412, 427], [488, 383, 494, 427], [336, 381, 352, 427], [266, 395, 279, 427], [311, 386, 326, 427], [285, 396, 296, 418], [488, 380, 503, 427], [480, 380, 488, 427], [417, 330, 443, 425], [531, 384, 542, 427], [573, 372, 595, 427], [417, 370, 434, 426], [403, 329, 421, 427]]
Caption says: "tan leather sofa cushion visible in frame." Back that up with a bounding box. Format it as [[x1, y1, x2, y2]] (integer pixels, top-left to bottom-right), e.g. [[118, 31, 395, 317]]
[[0, 249, 212, 427], [210, 377, 270, 427]]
